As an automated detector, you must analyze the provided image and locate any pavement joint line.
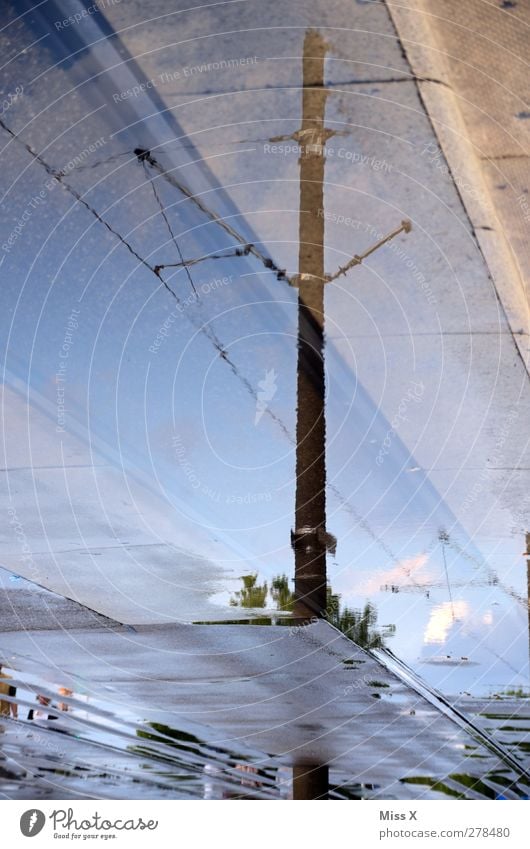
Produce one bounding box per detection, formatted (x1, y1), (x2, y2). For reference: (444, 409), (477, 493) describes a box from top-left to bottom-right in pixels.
(479, 154), (530, 161)
(10, 541), (189, 555)
(169, 77), (450, 98)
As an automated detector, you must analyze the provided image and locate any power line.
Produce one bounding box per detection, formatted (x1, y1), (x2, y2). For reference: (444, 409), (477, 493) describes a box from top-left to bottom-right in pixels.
(141, 158), (198, 298)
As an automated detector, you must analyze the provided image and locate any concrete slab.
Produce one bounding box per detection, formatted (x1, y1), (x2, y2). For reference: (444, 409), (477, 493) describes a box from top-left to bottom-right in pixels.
(388, 0), (530, 368)
(1, 620), (528, 799)
(0, 566), (122, 632)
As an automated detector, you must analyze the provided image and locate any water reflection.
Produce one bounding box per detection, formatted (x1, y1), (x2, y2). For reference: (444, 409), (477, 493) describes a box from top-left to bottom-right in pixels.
(525, 533), (530, 664)
(229, 574), (269, 609)
(292, 765), (329, 801)
(229, 574), (395, 649)
(27, 695), (58, 723)
(0, 0), (528, 697)
(0, 664), (18, 720)
(401, 774), (529, 801)
(1, 659), (529, 799)
(326, 590), (395, 650)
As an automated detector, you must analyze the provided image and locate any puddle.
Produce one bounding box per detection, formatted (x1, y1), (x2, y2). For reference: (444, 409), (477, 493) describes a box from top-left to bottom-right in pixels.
(0, 661), (285, 800)
(1, 1), (529, 695)
(224, 574), (396, 649)
(2, 660), (529, 800)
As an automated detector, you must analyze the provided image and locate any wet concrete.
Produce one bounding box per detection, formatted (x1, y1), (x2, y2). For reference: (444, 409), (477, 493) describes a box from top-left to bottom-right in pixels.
(1, 620), (529, 800)
(0, 566), (122, 632)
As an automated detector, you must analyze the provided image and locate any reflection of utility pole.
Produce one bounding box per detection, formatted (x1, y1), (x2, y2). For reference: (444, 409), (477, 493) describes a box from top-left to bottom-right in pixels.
(293, 764), (329, 800)
(136, 35), (408, 623)
(289, 30), (411, 617)
(290, 30), (333, 617)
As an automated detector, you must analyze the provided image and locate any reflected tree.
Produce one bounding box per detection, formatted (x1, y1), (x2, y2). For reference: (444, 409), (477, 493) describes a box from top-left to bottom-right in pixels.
(230, 574), (268, 608)
(325, 587), (395, 649)
(270, 575), (295, 612)
(229, 575), (394, 648)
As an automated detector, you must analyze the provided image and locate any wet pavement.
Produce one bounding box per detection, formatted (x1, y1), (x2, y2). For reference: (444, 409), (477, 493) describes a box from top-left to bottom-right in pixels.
(1, 0), (530, 799)
(1, 622), (530, 800)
